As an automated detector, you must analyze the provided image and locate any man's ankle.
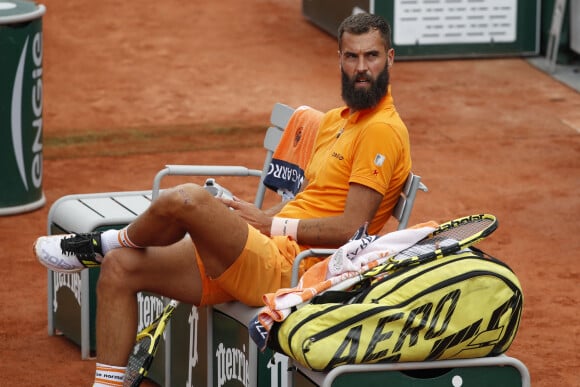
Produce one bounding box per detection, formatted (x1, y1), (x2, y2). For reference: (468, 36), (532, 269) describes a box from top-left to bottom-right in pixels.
(93, 363), (125, 387)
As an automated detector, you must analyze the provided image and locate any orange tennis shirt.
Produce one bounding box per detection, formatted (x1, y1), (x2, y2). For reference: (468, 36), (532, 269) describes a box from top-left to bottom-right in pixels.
(207, 90), (412, 306)
(277, 89), (412, 237)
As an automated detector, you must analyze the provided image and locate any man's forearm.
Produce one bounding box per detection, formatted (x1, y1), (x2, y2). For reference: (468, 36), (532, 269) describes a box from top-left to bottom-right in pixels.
(269, 215), (360, 248)
(297, 217), (359, 247)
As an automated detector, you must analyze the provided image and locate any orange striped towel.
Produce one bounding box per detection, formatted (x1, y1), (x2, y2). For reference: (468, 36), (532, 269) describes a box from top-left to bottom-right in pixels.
(263, 106), (323, 199)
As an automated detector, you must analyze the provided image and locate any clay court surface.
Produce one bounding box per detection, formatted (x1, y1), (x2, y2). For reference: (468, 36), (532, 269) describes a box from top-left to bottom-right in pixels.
(1, 0), (579, 385)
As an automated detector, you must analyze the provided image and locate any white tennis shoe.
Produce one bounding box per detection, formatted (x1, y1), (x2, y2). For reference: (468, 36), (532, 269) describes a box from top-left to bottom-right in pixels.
(34, 233), (104, 273)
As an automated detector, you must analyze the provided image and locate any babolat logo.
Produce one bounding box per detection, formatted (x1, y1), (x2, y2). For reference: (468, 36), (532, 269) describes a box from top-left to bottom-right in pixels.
(437, 214), (485, 233)
(52, 272), (82, 311)
(11, 31), (44, 193)
(215, 343), (249, 387)
(136, 293), (164, 331)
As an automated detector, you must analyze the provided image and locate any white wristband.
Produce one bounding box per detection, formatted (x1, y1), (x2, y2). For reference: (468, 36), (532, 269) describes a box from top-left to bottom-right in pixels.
(270, 217), (299, 240)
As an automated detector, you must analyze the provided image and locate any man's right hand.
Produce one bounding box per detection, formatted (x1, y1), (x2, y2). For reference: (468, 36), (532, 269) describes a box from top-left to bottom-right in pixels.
(219, 196), (273, 236)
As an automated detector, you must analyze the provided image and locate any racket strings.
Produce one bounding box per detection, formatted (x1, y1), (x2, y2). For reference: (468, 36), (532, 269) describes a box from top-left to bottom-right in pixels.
(392, 237), (457, 261)
(124, 338), (151, 387)
(381, 217), (495, 269)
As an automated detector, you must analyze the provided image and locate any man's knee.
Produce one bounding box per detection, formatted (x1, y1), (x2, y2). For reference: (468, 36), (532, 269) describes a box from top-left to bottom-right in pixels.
(154, 183), (209, 218)
(98, 249), (139, 292)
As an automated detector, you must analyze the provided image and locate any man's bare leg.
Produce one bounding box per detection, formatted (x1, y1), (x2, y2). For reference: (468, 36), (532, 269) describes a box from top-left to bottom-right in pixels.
(122, 183), (249, 276)
(95, 183), (250, 365)
(95, 238), (203, 365)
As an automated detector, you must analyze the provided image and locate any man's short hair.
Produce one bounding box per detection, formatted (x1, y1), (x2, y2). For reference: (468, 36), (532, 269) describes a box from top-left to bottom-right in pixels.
(338, 13), (392, 51)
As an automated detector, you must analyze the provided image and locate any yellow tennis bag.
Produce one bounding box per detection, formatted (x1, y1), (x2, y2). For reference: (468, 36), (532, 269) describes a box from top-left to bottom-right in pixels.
(269, 249), (523, 372)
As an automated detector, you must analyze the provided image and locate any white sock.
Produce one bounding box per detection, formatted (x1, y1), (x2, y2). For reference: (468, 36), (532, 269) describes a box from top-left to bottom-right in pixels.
(93, 363), (125, 386)
(100, 229), (123, 255)
(101, 227), (142, 255)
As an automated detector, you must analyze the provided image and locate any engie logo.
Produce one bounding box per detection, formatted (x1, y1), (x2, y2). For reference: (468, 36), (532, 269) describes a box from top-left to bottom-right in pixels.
(11, 31), (43, 192)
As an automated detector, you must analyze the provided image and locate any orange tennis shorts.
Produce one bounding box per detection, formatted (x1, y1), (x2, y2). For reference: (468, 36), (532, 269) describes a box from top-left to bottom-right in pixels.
(198, 225), (303, 307)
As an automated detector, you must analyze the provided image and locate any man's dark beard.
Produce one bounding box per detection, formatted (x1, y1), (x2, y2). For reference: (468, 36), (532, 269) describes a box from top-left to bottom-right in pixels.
(341, 65), (389, 111)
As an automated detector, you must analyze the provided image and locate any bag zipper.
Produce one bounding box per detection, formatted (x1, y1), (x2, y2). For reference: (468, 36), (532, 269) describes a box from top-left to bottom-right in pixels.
(369, 269), (520, 305)
(358, 254), (515, 303)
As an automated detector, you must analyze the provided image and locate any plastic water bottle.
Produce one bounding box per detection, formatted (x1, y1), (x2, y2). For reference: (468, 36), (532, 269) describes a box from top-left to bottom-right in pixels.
(203, 178), (234, 200)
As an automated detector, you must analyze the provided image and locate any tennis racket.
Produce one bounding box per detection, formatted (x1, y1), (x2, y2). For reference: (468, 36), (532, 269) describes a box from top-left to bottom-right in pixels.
(124, 299), (180, 387)
(310, 214), (498, 303)
(365, 213), (498, 277)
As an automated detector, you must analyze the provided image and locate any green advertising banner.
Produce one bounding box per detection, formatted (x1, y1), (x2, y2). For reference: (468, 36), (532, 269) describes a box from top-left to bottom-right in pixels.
(0, 0), (46, 215)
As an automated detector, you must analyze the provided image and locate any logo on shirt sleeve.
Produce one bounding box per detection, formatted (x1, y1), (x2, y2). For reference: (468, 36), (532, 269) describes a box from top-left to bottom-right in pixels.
(374, 153), (385, 166)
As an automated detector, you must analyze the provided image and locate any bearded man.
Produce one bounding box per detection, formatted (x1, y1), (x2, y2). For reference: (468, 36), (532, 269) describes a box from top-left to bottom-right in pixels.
(34, 13), (411, 386)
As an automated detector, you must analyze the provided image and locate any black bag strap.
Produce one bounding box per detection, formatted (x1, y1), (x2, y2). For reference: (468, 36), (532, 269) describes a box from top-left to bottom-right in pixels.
(310, 278), (373, 305)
